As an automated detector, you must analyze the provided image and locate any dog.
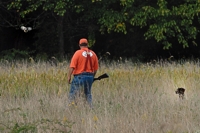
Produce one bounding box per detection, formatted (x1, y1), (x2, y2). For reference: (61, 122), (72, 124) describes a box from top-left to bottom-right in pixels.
(175, 88), (185, 99)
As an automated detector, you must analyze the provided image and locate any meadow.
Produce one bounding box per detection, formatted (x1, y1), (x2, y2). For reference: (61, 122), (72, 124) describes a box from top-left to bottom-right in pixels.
(1, 59), (200, 133)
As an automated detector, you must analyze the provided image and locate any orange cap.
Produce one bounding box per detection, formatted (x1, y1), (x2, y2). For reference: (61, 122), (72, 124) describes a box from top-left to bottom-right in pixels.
(79, 38), (88, 45)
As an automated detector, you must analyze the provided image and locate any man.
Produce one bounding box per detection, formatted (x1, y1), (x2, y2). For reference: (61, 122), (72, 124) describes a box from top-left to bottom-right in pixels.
(68, 38), (99, 107)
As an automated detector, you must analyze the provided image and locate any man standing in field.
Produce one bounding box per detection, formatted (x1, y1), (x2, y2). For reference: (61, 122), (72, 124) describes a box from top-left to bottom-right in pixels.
(68, 38), (99, 107)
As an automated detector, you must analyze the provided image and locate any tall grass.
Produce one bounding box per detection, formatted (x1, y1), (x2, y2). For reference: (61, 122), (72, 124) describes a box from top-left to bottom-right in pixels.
(1, 59), (200, 133)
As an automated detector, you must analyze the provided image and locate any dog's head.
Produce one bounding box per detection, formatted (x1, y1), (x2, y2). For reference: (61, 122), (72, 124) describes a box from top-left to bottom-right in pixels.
(175, 88), (185, 95)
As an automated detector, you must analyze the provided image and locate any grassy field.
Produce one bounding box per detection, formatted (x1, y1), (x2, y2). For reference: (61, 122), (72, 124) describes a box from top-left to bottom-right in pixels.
(1, 59), (200, 133)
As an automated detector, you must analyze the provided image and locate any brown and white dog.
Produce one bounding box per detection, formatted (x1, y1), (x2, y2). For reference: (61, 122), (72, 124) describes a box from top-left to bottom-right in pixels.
(175, 88), (185, 99)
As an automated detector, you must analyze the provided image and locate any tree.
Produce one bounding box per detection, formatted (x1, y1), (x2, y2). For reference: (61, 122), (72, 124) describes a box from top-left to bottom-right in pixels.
(98, 0), (200, 49)
(94, 0), (200, 49)
(5, 0), (74, 58)
(4, 0), (104, 58)
(131, 0), (200, 49)
(2, 0), (200, 60)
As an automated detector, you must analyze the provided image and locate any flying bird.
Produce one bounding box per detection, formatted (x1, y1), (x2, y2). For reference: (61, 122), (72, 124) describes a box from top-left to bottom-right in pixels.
(20, 26), (32, 33)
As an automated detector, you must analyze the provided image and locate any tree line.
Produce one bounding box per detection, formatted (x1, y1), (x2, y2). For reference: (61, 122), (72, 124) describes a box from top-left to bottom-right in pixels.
(0, 0), (200, 61)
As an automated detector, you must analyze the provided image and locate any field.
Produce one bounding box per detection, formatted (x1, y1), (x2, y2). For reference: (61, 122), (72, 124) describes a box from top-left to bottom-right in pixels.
(1, 60), (200, 133)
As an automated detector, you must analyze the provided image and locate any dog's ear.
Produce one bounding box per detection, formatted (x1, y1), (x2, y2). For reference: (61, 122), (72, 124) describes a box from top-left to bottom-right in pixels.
(178, 88), (185, 92)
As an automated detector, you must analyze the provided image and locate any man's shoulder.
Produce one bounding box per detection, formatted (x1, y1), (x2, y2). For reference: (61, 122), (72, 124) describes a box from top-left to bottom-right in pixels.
(74, 49), (97, 57)
(74, 50), (83, 54)
(87, 50), (96, 56)
(88, 49), (96, 54)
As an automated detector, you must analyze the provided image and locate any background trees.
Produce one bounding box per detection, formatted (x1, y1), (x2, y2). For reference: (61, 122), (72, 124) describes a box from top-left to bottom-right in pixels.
(0, 0), (200, 61)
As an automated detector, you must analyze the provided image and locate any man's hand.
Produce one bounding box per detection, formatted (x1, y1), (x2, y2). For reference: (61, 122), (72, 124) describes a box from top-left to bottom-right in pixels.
(68, 67), (74, 84)
(68, 76), (71, 84)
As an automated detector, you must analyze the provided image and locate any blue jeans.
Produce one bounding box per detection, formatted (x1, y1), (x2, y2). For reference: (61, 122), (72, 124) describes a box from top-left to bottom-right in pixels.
(69, 73), (94, 107)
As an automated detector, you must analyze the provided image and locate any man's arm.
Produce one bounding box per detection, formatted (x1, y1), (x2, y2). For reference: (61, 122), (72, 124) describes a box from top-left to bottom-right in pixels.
(93, 53), (99, 77)
(68, 67), (74, 84)
(94, 70), (97, 77)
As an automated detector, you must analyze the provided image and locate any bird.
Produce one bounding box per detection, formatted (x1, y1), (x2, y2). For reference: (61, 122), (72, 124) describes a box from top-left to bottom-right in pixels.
(20, 26), (32, 33)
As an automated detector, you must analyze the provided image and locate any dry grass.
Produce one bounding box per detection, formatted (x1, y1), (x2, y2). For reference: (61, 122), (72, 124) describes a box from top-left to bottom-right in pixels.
(1, 59), (200, 133)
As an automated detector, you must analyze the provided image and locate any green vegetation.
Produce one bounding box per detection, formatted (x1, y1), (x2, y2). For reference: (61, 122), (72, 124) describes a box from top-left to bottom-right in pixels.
(1, 60), (200, 132)
(1, 0), (200, 60)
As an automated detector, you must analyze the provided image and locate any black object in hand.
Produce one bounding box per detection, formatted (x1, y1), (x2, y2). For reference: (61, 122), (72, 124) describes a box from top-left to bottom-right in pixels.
(93, 73), (109, 82)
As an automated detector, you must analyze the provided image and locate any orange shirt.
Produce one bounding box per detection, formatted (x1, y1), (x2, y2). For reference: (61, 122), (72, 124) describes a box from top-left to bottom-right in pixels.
(70, 48), (98, 75)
